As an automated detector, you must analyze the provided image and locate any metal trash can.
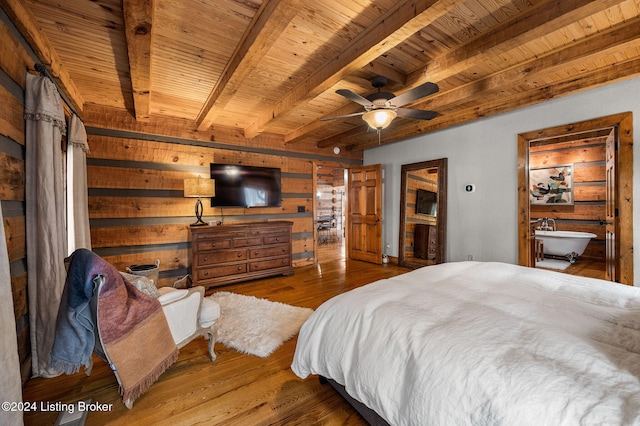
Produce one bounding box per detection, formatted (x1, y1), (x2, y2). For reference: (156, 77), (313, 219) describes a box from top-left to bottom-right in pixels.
(126, 259), (160, 286)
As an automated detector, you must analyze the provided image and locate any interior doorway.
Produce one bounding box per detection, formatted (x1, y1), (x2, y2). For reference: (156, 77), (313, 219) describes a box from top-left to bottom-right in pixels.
(517, 112), (633, 285)
(315, 165), (347, 263)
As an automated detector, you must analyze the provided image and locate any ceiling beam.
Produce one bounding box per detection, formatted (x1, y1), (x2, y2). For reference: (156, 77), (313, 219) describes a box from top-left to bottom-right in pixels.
(242, 0), (463, 139)
(414, 15), (640, 116)
(0, 0), (84, 114)
(316, 0), (629, 149)
(195, 0), (302, 131)
(123, 0), (155, 122)
(342, 56), (640, 152)
(406, 0), (626, 87)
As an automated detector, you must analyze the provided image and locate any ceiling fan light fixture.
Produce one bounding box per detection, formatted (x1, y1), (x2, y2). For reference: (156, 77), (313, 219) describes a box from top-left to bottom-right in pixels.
(363, 109), (397, 130)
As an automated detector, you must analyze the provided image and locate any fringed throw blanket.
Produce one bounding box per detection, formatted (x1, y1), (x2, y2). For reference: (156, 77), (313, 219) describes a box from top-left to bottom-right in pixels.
(51, 249), (178, 406)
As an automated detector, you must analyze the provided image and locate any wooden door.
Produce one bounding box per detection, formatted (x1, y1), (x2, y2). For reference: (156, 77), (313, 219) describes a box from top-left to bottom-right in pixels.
(348, 164), (383, 264)
(605, 131), (617, 281)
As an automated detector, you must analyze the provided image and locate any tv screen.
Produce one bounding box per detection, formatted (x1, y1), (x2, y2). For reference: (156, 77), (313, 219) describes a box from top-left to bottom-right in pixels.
(210, 164), (282, 208)
(415, 188), (437, 216)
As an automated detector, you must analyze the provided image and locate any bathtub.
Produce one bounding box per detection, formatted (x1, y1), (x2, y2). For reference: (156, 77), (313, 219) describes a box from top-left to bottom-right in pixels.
(534, 230), (597, 263)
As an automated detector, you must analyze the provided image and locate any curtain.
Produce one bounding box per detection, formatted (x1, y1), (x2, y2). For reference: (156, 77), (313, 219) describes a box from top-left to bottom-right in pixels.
(24, 72), (67, 378)
(0, 206), (24, 426)
(67, 114), (91, 253)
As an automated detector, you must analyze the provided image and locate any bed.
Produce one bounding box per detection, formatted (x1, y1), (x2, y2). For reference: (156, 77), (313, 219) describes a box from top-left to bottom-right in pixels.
(291, 261), (640, 425)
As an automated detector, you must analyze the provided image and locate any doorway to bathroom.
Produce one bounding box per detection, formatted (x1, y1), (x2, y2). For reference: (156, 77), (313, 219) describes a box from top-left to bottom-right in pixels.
(517, 112), (633, 285)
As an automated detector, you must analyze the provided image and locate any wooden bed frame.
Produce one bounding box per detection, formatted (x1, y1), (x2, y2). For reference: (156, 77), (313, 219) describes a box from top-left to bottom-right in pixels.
(319, 376), (389, 426)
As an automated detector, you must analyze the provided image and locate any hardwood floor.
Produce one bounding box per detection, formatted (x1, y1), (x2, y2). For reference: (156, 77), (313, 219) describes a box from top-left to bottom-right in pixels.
(22, 244), (409, 426)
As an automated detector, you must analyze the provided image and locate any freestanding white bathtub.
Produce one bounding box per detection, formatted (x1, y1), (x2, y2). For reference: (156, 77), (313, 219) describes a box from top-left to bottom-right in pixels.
(534, 230), (597, 263)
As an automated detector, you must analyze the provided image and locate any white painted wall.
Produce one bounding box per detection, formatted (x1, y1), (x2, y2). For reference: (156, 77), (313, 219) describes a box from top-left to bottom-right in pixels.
(364, 76), (640, 286)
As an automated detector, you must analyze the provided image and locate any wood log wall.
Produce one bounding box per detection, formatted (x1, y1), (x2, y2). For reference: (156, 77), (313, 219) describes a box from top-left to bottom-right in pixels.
(82, 108), (360, 288)
(1, 7), (34, 384)
(529, 138), (606, 261)
(0, 6), (361, 384)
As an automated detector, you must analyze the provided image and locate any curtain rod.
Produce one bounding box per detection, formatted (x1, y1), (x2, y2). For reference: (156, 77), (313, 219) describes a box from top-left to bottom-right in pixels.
(29, 63), (81, 119)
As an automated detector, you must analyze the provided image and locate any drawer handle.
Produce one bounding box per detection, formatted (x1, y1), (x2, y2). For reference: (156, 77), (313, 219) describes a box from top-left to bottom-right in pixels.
(275, 237), (280, 241)
(203, 257), (208, 262)
(211, 243), (216, 248)
(203, 272), (209, 277)
(237, 253), (243, 257)
(237, 266), (243, 271)
(254, 251), (259, 255)
(282, 259), (287, 264)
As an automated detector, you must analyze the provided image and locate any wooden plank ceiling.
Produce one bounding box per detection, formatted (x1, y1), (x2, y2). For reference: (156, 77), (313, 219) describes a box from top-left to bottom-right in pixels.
(11, 0), (640, 152)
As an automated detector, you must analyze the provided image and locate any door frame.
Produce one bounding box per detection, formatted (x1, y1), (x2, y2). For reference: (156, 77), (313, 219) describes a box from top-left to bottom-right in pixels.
(516, 112), (633, 285)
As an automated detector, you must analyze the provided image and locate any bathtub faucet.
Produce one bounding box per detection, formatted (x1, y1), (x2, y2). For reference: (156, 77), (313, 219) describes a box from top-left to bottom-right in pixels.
(536, 218), (556, 231)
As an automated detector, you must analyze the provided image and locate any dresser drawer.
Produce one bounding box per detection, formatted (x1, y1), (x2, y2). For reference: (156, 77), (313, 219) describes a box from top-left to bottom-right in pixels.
(196, 239), (232, 251)
(249, 257), (291, 271)
(193, 230), (246, 240)
(249, 245), (290, 259)
(197, 263), (247, 280)
(198, 249), (247, 265)
(251, 226), (289, 235)
(233, 237), (263, 248)
(264, 234), (290, 245)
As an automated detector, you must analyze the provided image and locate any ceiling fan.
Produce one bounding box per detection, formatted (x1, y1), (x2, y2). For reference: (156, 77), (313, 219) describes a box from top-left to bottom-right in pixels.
(321, 76), (439, 130)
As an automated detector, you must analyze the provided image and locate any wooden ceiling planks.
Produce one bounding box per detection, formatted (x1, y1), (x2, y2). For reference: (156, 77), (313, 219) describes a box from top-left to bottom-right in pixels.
(6, 0), (640, 153)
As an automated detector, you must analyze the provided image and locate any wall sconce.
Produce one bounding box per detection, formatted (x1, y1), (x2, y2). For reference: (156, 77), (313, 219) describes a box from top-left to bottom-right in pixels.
(362, 109), (397, 130)
(183, 176), (215, 226)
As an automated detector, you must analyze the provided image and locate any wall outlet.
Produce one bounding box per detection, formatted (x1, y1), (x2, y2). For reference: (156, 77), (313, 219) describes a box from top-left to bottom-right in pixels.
(467, 254), (473, 261)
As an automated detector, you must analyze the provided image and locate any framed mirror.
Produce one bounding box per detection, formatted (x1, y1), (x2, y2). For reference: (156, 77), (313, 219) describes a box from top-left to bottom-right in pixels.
(398, 158), (447, 268)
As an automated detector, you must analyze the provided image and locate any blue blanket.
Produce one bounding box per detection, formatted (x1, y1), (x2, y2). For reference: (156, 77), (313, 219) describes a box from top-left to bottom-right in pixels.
(50, 249), (100, 374)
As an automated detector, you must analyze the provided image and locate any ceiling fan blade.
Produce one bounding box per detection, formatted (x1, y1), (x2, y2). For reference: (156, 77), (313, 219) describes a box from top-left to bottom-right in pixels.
(389, 82), (439, 107)
(396, 108), (438, 120)
(320, 111), (365, 122)
(336, 89), (373, 107)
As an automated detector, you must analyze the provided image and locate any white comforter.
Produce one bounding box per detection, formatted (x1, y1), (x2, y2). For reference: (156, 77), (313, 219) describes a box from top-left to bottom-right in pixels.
(291, 262), (640, 425)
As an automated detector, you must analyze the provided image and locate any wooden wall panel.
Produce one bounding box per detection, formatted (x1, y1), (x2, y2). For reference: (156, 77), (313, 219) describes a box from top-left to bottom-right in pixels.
(0, 85), (24, 144)
(0, 20), (32, 86)
(91, 223), (190, 248)
(11, 274), (27, 320)
(0, 151), (23, 199)
(0, 13), (32, 384)
(3, 215), (25, 261)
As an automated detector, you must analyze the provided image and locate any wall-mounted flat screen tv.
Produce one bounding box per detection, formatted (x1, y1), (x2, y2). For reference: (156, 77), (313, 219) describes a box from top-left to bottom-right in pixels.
(415, 188), (437, 216)
(210, 164), (282, 208)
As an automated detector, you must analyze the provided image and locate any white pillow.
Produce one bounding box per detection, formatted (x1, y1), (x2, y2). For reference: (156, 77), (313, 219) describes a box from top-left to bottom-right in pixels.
(120, 272), (160, 298)
(157, 287), (189, 304)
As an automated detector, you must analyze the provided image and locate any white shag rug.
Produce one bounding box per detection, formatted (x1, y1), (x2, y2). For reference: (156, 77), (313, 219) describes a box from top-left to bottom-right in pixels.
(536, 258), (571, 271)
(208, 292), (313, 358)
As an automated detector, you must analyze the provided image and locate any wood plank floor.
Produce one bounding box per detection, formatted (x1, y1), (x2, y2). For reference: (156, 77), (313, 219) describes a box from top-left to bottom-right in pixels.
(22, 243), (409, 426)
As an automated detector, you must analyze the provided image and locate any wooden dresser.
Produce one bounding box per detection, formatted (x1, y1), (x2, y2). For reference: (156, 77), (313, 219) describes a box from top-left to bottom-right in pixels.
(414, 223), (437, 260)
(190, 221), (294, 289)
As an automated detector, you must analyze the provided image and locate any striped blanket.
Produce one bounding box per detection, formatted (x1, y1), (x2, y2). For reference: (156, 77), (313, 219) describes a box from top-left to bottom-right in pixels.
(51, 249), (178, 406)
